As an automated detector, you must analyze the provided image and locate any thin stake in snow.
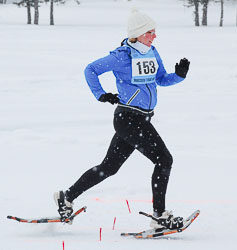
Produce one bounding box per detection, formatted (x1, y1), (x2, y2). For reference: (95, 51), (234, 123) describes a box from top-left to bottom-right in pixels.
(112, 217), (116, 230)
(126, 200), (131, 213)
(62, 241), (65, 250)
(100, 227), (102, 241)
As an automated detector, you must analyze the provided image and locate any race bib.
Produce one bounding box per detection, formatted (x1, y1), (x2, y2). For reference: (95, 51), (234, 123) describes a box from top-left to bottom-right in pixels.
(131, 49), (158, 84)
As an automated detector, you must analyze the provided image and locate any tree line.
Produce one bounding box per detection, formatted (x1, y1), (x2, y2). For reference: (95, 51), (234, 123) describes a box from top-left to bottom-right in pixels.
(0, 0), (79, 25)
(11, 0), (71, 25)
(1, 0), (236, 26)
(184, 0), (237, 26)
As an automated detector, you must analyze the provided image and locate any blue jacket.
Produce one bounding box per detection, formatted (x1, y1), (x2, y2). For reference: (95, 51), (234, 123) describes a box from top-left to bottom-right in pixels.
(84, 40), (184, 110)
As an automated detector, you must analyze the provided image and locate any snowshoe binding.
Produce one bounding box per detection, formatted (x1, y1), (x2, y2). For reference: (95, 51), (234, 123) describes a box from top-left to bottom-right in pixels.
(54, 190), (74, 222)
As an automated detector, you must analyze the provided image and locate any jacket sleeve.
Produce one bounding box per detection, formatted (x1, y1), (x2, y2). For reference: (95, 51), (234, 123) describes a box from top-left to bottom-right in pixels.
(153, 48), (184, 87)
(84, 50), (123, 100)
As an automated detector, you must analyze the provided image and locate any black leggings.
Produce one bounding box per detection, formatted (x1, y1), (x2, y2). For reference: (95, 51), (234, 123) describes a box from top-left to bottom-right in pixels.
(66, 111), (173, 214)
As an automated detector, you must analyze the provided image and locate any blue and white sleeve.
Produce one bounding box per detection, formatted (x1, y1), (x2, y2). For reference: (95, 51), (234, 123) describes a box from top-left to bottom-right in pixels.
(84, 52), (121, 100)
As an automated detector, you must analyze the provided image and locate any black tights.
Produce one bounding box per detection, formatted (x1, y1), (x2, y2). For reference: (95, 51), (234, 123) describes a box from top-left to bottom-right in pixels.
(66, 111), (173, 214)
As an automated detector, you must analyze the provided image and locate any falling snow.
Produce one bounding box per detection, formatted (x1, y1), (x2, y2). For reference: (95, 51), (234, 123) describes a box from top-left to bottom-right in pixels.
(99, 171), (104, 177)
(1, 1), (236, 250)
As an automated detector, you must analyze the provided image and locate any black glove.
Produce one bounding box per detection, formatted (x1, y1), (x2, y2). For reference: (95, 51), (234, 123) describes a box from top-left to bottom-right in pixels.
(175, 58), (190, 78)
(99, 93), (119, 105)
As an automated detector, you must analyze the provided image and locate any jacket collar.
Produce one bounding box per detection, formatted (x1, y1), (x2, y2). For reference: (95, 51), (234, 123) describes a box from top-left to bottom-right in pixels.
(127, 40), (151, 54)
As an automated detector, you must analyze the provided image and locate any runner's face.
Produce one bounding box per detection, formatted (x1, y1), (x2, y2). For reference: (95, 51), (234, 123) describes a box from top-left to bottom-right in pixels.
(137, 29), (156, 47)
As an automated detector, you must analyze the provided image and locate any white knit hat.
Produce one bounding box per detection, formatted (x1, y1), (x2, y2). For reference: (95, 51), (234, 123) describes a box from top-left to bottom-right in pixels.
(127, 8), (156, 39)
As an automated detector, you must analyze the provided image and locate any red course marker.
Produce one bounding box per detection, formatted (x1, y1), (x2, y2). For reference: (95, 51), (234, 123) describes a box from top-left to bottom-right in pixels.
(126, 200), (131, 213)
(62, 241), (65, 250)
(100, 227), (102, 241)
(112, 217), (116, 230)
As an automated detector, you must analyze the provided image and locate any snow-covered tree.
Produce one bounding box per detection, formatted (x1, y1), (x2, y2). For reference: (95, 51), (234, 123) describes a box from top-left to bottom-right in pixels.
(219, 0), (224, 26)
(194, 0), (200, 26)
(13, 0), (33, 24)
(183, 0), (237, 26)
(50, 0), (54, 25)
(201, 0), (209, 26)
(34, 0), (39, 24)
(26, 0), (31, 24)
(183, 0), (210, 26)
(184, 0), (201, 26)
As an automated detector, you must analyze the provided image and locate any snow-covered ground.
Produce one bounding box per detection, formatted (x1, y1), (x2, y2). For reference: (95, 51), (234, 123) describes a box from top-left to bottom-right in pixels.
(0, 0), (237, 249)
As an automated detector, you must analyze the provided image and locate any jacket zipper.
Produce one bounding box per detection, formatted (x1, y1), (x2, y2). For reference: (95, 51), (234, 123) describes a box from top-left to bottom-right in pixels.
(146, 84), (152, 111)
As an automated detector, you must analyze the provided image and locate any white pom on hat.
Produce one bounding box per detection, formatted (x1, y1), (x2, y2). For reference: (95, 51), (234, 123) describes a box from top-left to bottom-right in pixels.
(127, 8), (156, 39)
